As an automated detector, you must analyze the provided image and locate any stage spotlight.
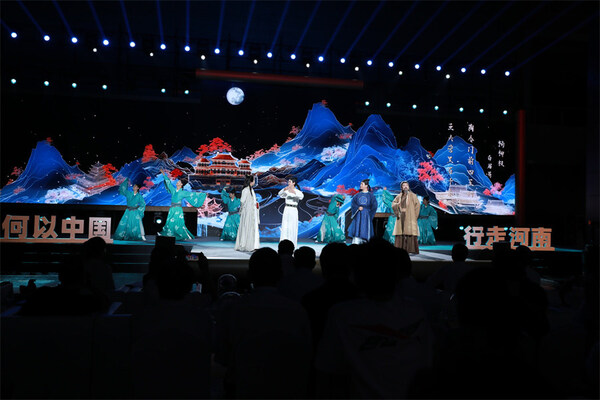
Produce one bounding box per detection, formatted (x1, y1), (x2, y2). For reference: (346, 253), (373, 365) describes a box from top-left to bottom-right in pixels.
(445, 74), (450, 79)
(387, 61), (393, 68)
(459, 107), (464, 112)
(436, 65), (441, 71)
(103, 39), (109, 46)
(71, 37), (78, 44)
(154, 215), (163, 224)
(398, 70), (403, 76)
(160, 43), (166, 50)
(184, 45), (191, 52)
(93, 48), (98, 53)
(11, 32), (17, 39)
(253, 59), (258, 64)
(503, 110), (508, 115)
(267, 51), (273, 58)
(72, 82), (77, 88)
(367, 60), (373, 66)
(340, 57), (346, 64)
(355, 66), (359, 71)
(412, 104), (417, 109)
(459, 226), (464, 231)
(129, 41), (136, 48)
(238, 49), (244, 56)
(290, 53), (296, 60)
(386, 102), (391, 108)
(479, 108), (484, 113)
(44, 35), (50, 42)
(365, 101), (370, 106)
(461, 67), (467, 73)
(306, 63), (310, 68)
(11, 78), (16, 84)
(102, 84), (108, 90)
(184, 89), (190, 95)
(161, 88), (166, 93)
(480, 68), (486, 75)
(414, 63), (420, 69)
(504, 70), (510, 76)
(149, 52), (154, 57)
(318, 55), (324, 62)
(434, 105), (439, 111)
(44, 81), (49, 86)
(214, 47), (220, 54)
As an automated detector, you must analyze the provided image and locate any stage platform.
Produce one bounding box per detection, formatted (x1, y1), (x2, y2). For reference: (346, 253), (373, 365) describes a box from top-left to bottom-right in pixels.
(1, 235), (582, 286)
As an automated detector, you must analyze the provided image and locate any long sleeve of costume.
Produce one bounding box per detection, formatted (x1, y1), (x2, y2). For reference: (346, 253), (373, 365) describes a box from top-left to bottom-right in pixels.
(381, 189), (395, 211)
(181, 191), (207, 208)
(221, 189), (231, 208)
(162, 173), (176, 195)
(119, 178), (132, 201)
(392, 195), (402, 217)
(350, 195), (360, 218)
(368, 193), (378, 218)
(381, 190), (396, 244)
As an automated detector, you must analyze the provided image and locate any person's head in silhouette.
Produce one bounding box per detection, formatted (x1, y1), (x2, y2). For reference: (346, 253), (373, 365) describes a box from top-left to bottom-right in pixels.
(83, 236), (107, 261)
(451, 243), (469, 263)
(294, 246), (316, 271)
(320, 243), (351, 281)
(278, 239), (295, 256)
(249, 248), (283, 287)
(354, 238), (397, 301)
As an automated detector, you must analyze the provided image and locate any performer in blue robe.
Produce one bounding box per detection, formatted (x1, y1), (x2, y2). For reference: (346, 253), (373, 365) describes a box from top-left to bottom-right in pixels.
(417, 196), (438, 245)
(347, 179), (378, 244)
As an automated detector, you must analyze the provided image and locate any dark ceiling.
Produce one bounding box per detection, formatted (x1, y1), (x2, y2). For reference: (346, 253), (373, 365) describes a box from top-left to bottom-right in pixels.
(1, 1), (597, 80)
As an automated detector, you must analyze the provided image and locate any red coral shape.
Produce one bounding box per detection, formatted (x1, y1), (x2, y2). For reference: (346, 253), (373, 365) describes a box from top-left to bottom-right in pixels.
(142, 144), (158, 162)
(336, 185), (359, 195)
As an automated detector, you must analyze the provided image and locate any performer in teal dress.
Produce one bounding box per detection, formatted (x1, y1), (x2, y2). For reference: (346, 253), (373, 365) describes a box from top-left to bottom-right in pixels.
(417, 196), (438, 245)
(381, 187), (397, 245)
(220, 187), (241, 241)
(317, 194), (346, 243)
(159, 169), (207, 241)
(114, 178), (146, 241)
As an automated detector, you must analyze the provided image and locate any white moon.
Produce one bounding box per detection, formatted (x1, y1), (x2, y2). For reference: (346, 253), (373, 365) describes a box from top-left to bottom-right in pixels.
(226, 87), (245, 105)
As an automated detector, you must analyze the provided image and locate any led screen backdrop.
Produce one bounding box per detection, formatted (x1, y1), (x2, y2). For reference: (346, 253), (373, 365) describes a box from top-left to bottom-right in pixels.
(0, 101), (515, 239)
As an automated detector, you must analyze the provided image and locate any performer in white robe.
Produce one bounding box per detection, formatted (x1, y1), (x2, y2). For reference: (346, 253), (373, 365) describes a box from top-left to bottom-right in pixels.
(235, 175), (260, 252)
(278, 175), (304, 247)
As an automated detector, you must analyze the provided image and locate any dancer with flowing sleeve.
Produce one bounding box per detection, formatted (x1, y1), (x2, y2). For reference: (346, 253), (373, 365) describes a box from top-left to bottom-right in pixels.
(235, 175), (260, 252)
(347, 179), (378, 244)
(317, 194), (346, 243)
(380, 187), (398, 245)
(114, 178), (146, 241)
(278, 175), (304, 247)
(220, 187), (241, 241)
(417, 196), (438, 245)
(159, 169), (207, 241)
